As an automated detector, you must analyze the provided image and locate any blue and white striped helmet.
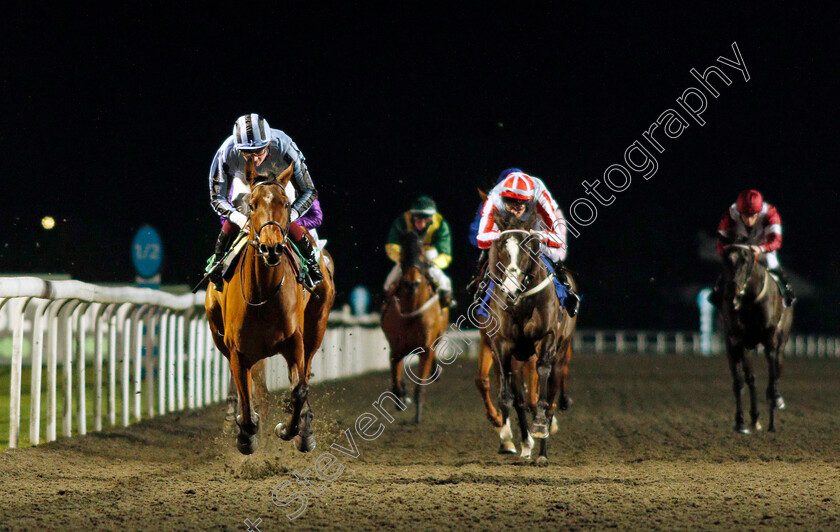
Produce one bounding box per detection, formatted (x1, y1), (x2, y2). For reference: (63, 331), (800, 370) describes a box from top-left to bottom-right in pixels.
(232, 114), (272, 152)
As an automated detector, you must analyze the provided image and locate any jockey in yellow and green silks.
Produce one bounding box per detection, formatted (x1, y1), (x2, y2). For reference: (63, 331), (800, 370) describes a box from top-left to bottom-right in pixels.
(384, 196), (453, 307)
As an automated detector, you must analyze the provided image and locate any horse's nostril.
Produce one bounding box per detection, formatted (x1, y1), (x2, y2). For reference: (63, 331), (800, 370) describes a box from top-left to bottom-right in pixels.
(259, 244), (268, 254)
(274, 244), (283, 255)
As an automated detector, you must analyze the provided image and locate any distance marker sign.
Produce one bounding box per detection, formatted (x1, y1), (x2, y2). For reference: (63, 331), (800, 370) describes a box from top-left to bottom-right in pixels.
(131, 225), (163, 279)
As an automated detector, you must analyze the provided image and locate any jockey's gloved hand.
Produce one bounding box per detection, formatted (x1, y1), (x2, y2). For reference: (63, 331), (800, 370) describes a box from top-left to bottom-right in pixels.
(290, 208), (300, 222)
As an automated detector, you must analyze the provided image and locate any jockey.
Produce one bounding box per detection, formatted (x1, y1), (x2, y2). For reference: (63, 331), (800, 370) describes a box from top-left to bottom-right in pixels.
(476, 171), (580, 317)
(384, 196), (454, 308)
(711, 189), (795, 307)
(206, 113), (323, 291)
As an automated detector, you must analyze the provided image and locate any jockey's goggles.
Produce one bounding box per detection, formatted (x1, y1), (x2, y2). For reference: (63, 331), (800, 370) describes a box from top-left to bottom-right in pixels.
(501, 196), (528, 206)
(238, 146), (268, 157)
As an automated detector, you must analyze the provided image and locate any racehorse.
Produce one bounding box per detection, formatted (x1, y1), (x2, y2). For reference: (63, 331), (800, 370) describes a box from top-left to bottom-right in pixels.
(484, 210), (577, 461)
(720, 238), (793, 433)
(380, 231), (448, 423)
(205, 159), (335, 454)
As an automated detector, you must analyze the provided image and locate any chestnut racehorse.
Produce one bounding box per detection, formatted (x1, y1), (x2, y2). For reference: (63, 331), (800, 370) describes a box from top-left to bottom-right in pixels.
(205, 160), (335, 454)
(381, 231), (448, 423)
(483, 210), (577, 461)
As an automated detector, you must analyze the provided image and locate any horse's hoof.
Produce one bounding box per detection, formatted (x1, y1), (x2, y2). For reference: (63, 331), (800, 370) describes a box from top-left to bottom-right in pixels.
(751, 421), (762, 432)
(498, 441), (517, 454)
(536, 456), (549, 465)
(402, 396), (413, 406)
(294, 434), (317, 453)
(558, 396), (572, 411)
(734, 425), (751, 435)
(275, 422), (295, 441)
(223, 417), (237, 435)
(237, 435), (257, 455)
(520, 435), (535, 459)
(530, 423), (549, 440)
(775, 397), (786, 410)
(549, 416), (559, 435)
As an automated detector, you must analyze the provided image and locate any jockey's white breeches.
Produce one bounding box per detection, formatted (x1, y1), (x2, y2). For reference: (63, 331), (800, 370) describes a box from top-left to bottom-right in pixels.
(760, 250), (779, 270)
(540, 243), (565, 264)
(384, 264), (452, 292)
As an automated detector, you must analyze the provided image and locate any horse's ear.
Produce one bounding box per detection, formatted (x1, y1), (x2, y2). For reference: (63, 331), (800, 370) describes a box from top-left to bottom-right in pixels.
(277, 162), (295, 188)
(494, 209), (513, 230)
(477, 188), (487, 202)
(245, 158), (258, 186)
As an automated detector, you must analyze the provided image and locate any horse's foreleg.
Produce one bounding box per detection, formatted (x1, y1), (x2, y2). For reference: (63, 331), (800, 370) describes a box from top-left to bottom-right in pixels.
(230, 354), (259, 455)
(510, 359), (534, 460)
(497, 366), (516, 455)
(475, 336), (502, 427)
(277, 334), (315, 451)
(766, 347), (784, 432)
(727, 349), (748, 434)
(414, 347), (436, 424)
(223, 370), (238, 435)
(743, 352), (760, 431)
(530, 336), (557, 440)
(391, 355), (408, 406)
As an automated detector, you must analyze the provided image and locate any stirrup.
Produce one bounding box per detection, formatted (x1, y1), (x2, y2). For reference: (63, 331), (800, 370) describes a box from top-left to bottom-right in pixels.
(565, 293), (580, 317)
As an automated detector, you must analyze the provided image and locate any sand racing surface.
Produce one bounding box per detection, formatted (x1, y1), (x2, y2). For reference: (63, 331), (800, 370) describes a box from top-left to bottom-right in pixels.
(1, 353), (839, 530)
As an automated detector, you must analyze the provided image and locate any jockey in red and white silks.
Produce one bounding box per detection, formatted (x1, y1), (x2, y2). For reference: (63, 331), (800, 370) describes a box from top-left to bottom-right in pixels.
(713, 189), (795, 306)
(476, 172), (568, 262)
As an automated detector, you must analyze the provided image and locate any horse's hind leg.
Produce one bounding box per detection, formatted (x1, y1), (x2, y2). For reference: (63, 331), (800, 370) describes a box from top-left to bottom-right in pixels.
(223, 373), (237, 435)
(510, 359), (535, 460)
(475, 336), (503, 427)
(230, 354), (259, 455)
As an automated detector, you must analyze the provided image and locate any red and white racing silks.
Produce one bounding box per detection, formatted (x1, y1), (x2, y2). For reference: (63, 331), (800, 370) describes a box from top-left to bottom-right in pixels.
(476, 173), (567, 251)
(716, 201), (782, 256)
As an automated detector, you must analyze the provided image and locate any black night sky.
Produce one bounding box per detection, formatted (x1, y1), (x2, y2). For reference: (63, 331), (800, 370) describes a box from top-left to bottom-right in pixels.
(3, 4), (839, 333)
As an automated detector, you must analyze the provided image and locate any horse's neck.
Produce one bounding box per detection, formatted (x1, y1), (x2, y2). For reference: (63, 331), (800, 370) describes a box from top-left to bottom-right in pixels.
(243, 246), (289, 298)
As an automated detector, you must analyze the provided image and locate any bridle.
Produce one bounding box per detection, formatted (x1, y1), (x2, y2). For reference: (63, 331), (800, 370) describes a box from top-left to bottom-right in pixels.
(495, 229), (555, 306)
(727, 244), (766, 308)
(240, 180), (291, 307)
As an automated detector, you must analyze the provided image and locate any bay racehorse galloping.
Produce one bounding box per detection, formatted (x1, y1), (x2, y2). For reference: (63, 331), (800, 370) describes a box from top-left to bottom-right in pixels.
(381, 231), (448, 423)
(205, 160), (335, 454)
(720, 239), (793, 433)
(485, 211), (577, 461)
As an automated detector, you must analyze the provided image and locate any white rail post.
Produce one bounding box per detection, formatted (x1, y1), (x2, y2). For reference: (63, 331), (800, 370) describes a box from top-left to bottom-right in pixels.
(176, 312), (186, 410)
(144, 308), (158, 418)
(92, 304), (109, 432)
(187, 314), (197, 409)
(195, 322), (205, 408)
(111, 303), (134, 427)
(132, 306), (150, 421)
(60, 300), (82, 438)
(76, 302), (91, 436)
(29, 299), (51, 446)
(158, 309), (169, 415)
(167, 311), (177, 412)
(46, 302), (62, 442)
(204, 325), (213, 403)
(8, 298), (30, 448)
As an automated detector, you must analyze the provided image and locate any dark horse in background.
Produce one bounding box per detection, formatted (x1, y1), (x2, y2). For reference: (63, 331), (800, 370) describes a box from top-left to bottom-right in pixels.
(720, 238), (793, 433)
(381, 231), (448, 423)
(484, 210), (577, 461)
(205, 160), (336, 454)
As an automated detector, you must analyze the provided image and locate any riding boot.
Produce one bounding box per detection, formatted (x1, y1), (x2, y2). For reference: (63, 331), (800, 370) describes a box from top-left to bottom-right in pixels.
(553, 261), (580, 318)
(709, 275), (724, 307)
(208, 228), (235, 292)
(769, 268), (796, 306)
(295, 235), (323, 289)
(439, 288), (455, 310)
(466, 250), (488, 297)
